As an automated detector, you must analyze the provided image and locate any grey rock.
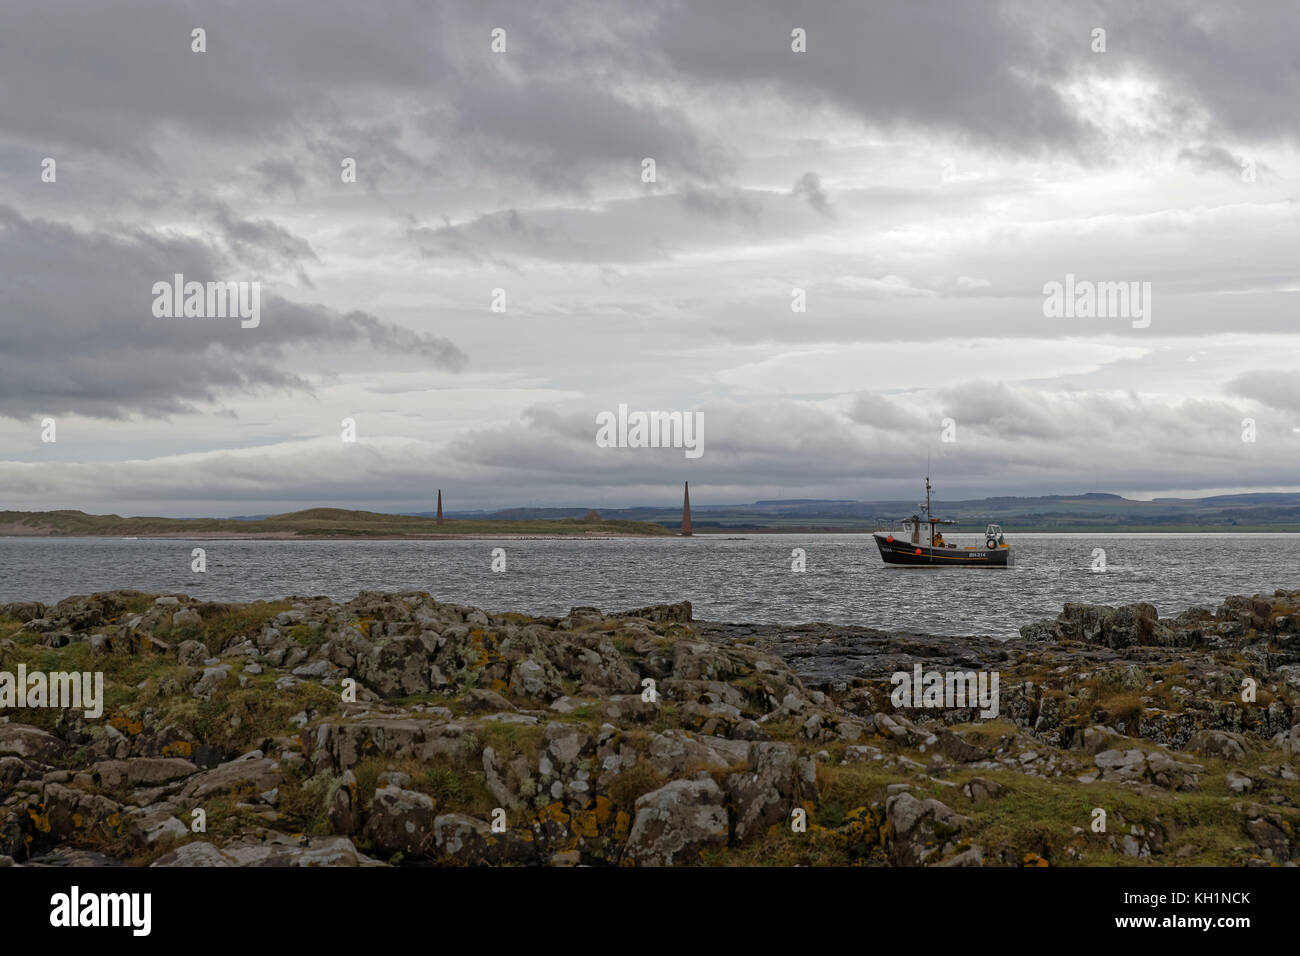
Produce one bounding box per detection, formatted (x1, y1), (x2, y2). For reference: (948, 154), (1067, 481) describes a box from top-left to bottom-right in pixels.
(150, 842), (232, 867)
(624, 777), (729, 866)
(0, 725), (66, 763)
(176, 640), (207, 666)
(1189, 730), (1249, 762)
(886, 792), (968, 866)
(171, 607), (203, 628)
(364, 785), (436, 857)
(727, 742), (800, 843)
(181, 752), (282, 800)
(1226, 771), (1253, 793)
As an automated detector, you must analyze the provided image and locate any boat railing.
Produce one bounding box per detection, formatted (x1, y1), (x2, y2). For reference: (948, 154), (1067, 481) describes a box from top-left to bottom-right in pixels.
(873, 519), (915, 532)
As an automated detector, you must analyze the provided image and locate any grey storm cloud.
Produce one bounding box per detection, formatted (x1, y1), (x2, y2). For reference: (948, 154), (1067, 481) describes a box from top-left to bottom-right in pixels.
(1093, 2), (1300, 145)
(0, 0), (455, 161)
(203, 199), (320, 272)
(789, 172), (833, 218)
(1178, 143), (1248, 177)
(442, 76), (730, 194)
(1224, 371), (1300, 416)
(409, 208), (576, 267)
(646, 0), (1300, 157)
(1177, 143), (1277, 182)
(678, 185), (762, 223)
(407, 181), (845, 270)
(646, 0), (1093, 155)
(3, 1), (1291, 188)
(252, 159), (307, 196)
(1, 381), (1294, 514)
(848, 393), (927, 432)
(0, 207), (465, 419)
(0, 0), (1296, 514)
(0, 1), (724, 196)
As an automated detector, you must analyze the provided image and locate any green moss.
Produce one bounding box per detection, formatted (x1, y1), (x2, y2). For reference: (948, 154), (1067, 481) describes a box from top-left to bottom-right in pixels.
(287, 623), (324, 648)
(475, 721), (546, 763)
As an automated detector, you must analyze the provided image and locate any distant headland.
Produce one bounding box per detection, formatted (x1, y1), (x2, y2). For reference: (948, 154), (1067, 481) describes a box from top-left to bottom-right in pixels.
(0, 508), (675, 539)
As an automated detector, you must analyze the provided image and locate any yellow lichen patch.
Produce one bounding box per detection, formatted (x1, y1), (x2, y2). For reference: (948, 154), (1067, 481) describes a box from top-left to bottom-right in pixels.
(28, 806), (51, 833)
(834, 805), (886, 856)
(571, 805), (603, 839)
(72, 812), (84, 829)
(162, 740), (194, 757)
(108, 712), (144, 736)
(806, 822), (844, 851)
(614, 810), (631, 842)
(1023, 851), (1050, 867)
(538, 801), (570, 826)
(491, 679), (509, 693)
(466, 629), (498, 669)
(568, 812), (595, 840)
(536, 801), (578, 851)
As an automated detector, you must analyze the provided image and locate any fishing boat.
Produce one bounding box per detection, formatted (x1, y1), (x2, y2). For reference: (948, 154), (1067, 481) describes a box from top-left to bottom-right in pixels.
(873, 477), (1013, 567)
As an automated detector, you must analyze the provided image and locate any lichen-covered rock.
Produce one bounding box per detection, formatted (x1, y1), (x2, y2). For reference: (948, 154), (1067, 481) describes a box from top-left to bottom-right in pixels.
(727, 742), (801, 843)
(643, 731), (748, 778)
(180, 751), (282, 800)
(886, 792), (968, 866)
(624, 777), (729, 866)
(306, 718), (472, 773)
(615, 602), (692, 624)
(89, 758), (197, 792)
(175, 639), (206, 666)
(190, 663), (232, 699)
(1244, 814), (1291, 860)
(1023, 602), (1173, 648)
(3, 586), (1298, 868)
(434, 813), (537, 865)
(363, 785), (435, 857)
(962, 778), (1006, 804)
(149, 841), (233, 867)
(1188, 729), (1250, 762)
(152, 834), (378, 867)
(0, 725), (66, 764)
(327, 770), (360, 835)
(938, 729), (991, 763)
(39, 782), (128, 845)
(1094, 748), (1149, 782)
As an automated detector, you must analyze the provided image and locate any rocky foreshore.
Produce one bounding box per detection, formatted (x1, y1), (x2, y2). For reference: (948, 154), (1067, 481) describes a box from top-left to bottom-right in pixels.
(0, 588), (1297, 867)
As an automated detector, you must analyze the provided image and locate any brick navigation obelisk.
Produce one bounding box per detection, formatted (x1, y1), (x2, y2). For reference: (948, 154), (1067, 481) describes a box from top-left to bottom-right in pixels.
(436, 490), (443, 525)
(681, 481), (692, 536)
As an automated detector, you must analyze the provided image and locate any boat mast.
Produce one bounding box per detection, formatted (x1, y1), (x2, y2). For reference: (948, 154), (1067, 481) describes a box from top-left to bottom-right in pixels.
(925, 474), (934, 547)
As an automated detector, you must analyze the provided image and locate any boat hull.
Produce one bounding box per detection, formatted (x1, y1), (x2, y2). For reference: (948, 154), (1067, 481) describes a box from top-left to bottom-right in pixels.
(873, 532), (1013, 567)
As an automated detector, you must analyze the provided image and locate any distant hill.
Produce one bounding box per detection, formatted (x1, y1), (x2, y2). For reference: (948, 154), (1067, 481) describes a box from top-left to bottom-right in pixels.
(9, 490), (1300, 535)
(462, 491), (1300, 533)
(0, 509), (675, 538)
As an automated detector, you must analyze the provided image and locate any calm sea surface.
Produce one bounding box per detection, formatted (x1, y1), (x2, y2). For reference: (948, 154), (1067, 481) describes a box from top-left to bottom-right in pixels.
(1, 534), (1296, 638)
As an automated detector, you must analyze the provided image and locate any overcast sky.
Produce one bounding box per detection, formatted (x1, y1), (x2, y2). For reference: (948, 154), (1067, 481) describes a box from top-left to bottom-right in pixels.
(1, 0), (1297, 516)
